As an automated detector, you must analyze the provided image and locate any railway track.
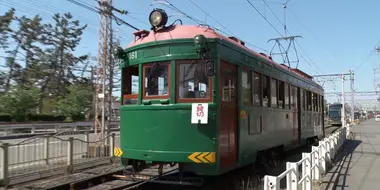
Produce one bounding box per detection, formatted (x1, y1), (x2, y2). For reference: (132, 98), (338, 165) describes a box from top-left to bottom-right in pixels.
(9, 126), (340, 190)
(12, 164), (180, 190)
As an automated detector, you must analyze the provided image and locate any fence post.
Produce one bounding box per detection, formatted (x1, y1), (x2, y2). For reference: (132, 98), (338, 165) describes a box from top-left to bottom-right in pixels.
(67, 137), (74, 174)
(1, 143), (9, 186)
(329, 136), (335, 159)
(312, 146), (320, 180)
(44, 136), (50, 165)
(320, 140), (327, 174)
(286, 162), (298, 190)
(263, 175), (279, 190)
(110, 133), (115, 158)
(302, 153), (312, 190)
(84, 132), (89, 155)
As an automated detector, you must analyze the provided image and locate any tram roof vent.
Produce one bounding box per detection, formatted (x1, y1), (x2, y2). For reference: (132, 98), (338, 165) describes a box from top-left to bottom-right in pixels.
(259, 52), (273, 60)
(228, 36), (245, 46)
(133, 30), (150, 41)
(291, 68), (313, 80)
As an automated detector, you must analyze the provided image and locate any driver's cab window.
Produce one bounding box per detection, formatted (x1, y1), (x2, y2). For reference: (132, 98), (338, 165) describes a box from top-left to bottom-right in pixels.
(176, 59), (212, 103)
(143, 61), (170, 99)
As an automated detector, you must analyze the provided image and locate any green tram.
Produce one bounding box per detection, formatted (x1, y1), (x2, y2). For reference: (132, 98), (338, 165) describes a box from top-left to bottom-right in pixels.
(115, 9), (325, 178)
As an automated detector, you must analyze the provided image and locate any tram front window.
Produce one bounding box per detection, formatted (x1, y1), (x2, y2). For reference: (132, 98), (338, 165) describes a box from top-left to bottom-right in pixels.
(176, 59), (212, 102)
(143, 61), (170, 99)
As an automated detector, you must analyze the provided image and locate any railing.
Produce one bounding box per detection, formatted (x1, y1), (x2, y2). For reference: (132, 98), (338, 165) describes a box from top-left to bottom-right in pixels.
(0, 121), (120, 130)
(263, 126), (347, 190)
(0, 132), (120, 186)
(0, 121), (120, 138)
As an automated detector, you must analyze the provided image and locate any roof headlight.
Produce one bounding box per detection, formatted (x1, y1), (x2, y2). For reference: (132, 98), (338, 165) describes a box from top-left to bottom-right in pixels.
(149, 8), (168, 30)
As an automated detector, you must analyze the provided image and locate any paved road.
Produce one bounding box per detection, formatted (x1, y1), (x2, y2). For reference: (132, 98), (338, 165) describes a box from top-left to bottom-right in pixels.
(320, 119), (380, 190)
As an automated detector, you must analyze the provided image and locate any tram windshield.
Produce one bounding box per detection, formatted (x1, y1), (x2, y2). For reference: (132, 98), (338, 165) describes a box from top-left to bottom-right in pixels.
(176, 59), (212, 102)
(143, 62), (169, 97)
(329, 111), (341, 118)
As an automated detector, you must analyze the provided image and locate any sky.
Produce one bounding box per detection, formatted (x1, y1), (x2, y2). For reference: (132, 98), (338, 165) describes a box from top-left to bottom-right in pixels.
(1, 0), (380, 105)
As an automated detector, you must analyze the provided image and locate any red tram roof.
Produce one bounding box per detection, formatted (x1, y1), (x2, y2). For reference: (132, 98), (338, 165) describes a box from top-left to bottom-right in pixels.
(127, 25), (317, 85)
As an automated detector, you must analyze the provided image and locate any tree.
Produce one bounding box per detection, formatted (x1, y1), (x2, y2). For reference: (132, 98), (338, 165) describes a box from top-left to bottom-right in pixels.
(57, 84), (93, 119)
(0, 8), (15, 50)
(37, 12), (88, 112)
(0, 86), (41, 121)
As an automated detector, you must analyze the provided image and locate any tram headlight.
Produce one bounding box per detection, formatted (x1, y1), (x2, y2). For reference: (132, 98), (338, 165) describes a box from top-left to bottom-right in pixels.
(194, 34), (207, 53)
(114, 46), (125, 59)
(149, 9), (168, 29)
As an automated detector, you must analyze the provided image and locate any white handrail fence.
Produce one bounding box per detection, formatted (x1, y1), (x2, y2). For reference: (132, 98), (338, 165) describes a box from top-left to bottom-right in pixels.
(263, 126), (347, 190)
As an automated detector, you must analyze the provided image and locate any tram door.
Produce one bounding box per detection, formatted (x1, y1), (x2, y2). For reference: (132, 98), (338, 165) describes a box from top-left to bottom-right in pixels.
(292, 86), (301, 145)
(219, 61), (238, 169)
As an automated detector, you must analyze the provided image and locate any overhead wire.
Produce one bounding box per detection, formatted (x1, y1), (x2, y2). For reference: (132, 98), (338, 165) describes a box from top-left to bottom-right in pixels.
(260, 0), (323, 74)
(156, 0), (269, 52)
(355, 40), (380, 71)
(0, 1), (100, 73)
(65, 0), (140, 30)
(246, 0), (284, 36)
(0, 0), (99, 52)
(287, 7), (339, 61)
(1, 0), (98, 33)
(247, 0), (323, 74)
(187, 0), (268, 52)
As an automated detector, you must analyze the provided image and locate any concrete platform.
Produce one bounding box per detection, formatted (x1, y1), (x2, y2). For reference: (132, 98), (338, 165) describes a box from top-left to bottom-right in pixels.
(320, 119), (380, 190)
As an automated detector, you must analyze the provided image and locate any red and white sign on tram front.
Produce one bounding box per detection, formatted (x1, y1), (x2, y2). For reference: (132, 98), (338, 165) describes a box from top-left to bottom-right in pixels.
(191, 103), (208, 124)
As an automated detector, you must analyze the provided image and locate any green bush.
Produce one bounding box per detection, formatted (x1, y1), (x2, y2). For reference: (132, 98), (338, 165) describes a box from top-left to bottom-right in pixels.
(0, 113), (12, 122)
(71, 114), (85, 121)
(28, 114), (67, 122)
(0, 114), (87, 123)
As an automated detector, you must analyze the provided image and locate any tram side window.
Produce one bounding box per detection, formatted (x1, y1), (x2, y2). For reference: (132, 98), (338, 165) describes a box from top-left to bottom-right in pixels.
(271, 78), (278, 108)
(301, 89), (306, 110)
(293, 86), (298, 109)
(320, 95), (323, 112)
(312, 93), (315, 111)
(321, 95), (324, 112)
(253, 72), (262, 106)
(278, 81), (285, 109)
(307, 91), (312, 111)
(284, 83), (290, 109)
(290, 85), (294, 108)
(241, 70), (252, 105)
(221, 70), (236, 102)
(177, 60), (211, 102)
(304, 90), (308, 111)
(262, 75), (270, 107)
(314, 93), (318, 112)
(122, 65), (139, 105)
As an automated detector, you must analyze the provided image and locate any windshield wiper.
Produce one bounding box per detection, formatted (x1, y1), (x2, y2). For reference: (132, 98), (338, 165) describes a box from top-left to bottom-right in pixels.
(184, 60), (196, 78)
(146, 62), (158, 79)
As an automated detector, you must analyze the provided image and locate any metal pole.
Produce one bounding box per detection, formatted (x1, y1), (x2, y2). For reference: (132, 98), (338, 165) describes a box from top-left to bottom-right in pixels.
(106, 0), (114, 146)
(341, 74), (346, 128)
(350, 70), (355, 124)
(100, 0), (110, 141)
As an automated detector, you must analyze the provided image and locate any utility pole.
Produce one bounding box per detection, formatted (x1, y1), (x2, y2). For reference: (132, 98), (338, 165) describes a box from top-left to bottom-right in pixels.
(313, 72), (355, 127)
(95, 0), (129, 143)
(95, 0), (112, 141)
(341, 74), (345, 128)
(374, 47), (380, 105)
(350, 70), (355, 123)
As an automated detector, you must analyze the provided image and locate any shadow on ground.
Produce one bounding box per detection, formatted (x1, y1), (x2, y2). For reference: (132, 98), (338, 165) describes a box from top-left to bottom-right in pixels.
(319, 139), (362, 190)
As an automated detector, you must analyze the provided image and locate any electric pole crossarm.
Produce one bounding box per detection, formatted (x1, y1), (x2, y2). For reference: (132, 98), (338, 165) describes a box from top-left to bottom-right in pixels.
(325, 91), (378, 96)
(267, 35), (303, 43)
(312, 73), (351, 78)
